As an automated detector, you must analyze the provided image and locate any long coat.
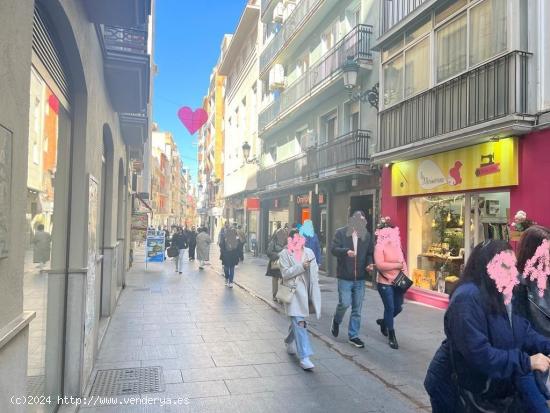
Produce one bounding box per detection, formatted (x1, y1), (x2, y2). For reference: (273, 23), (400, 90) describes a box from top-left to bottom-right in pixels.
(196, 232), (211, 261)
(278, 247), (321, 319)
(425, 282), (550, 412)
(33, 230), (51, 263)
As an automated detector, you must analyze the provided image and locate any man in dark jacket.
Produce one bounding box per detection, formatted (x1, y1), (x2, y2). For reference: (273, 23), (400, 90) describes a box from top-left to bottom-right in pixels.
(330, 211), (374, 348)
(188, 226), (197, 261)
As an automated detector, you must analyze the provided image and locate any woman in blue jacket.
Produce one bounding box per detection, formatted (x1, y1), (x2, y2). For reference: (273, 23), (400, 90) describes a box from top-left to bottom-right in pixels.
(424, 240), (550, 413)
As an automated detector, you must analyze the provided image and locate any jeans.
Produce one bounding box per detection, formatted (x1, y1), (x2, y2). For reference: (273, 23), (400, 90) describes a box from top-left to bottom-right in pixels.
(333, 279), (365, 339)
(224, 265), (235, 283)
(176, 249), (185, 272)
(377, 284), (405, 330)
(285, 316), (313, 360)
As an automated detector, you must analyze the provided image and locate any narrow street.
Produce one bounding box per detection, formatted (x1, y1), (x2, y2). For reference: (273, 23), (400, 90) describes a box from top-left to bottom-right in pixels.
(80, 250), (433, 412)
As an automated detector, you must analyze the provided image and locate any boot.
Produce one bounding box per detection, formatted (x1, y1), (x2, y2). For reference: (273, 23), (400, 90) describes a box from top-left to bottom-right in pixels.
(376, 319), (388, 337)
(388, 329), (398, 350)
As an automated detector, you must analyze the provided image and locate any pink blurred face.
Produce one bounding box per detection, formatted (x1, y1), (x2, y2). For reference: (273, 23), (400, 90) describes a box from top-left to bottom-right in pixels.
(287, 234), (306, 261)
(523, 239), (550, 297)
(486, 250), (519, 305)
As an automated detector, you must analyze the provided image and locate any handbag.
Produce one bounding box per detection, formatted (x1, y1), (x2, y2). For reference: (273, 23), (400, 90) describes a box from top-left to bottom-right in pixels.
(167, 245), (179, 258)
(392, 271), (413, 292)
(276, 280), (296, 304)
(271, 259), (280, 270)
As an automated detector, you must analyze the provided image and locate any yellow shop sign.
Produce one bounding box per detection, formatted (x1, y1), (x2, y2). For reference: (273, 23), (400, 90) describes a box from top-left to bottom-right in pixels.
(391, 138), (518, 196)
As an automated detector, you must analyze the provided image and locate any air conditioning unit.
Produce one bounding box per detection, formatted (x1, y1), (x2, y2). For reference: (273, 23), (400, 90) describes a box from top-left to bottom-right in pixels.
(269, 64), (286, 91)
(273, 2), (284, 23)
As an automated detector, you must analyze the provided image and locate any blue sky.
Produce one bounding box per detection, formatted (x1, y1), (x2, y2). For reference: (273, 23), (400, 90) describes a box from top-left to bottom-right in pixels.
(153, 0), (248, 182)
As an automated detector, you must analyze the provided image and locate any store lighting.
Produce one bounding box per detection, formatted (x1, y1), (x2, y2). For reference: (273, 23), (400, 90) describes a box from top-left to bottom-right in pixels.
(446, 212), (451, 222)
(431, 219), (437, 228)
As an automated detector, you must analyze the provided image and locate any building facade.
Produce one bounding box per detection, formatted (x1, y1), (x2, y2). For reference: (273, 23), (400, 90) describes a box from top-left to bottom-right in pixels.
(218, 0), (262, 250)
(256, 0), (378, 274)
(376, 0), (550, 308)
(197, 49), (228, 241)
(0, 0), (153, 409)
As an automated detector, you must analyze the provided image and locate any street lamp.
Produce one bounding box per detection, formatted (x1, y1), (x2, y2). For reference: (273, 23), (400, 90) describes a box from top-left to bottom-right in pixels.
(242, 141), (258, 164)
(342, 56), (379, 110)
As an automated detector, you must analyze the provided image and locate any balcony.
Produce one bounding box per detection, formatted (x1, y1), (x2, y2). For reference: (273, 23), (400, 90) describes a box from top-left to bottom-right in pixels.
(259, 25), (373, 132)
(261, 0), (276, 21)
(378, 51), (530, 155)
(257, 130), (371, 189)
(260, 0), (324, 74)
(119, 112), (148, 148)
(380, 0), (430, 35)
(84, 0), (151, 28)
(100, 25), (150, 113)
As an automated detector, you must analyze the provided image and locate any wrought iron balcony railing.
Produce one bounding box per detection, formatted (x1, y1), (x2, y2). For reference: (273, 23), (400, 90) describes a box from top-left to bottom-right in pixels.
(380, 0), (429, 35)
(257, 130), (371, 188)
(379, 51), (529, 153)
(259, 25), (373, 132)
(260, 0), (324, 73)
(101, 25), (148, 55)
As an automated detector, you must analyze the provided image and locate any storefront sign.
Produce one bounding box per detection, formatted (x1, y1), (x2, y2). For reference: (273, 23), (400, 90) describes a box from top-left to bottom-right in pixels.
(245, 197), (260, 210)
(296, 193), (310, 206)
(0, 125), (12, 258)
(391, 138), (518, 196)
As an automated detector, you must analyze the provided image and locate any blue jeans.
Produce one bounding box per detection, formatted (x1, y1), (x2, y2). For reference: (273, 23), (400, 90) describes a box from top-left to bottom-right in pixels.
(224, 265), (235, 283)
(333, 279), (365, 339)
(285, 316), (313, 360)
(377, 283), (405, 330)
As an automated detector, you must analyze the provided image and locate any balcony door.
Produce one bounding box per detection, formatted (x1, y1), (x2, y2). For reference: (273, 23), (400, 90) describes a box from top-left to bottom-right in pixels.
(320, 110), (338, 145)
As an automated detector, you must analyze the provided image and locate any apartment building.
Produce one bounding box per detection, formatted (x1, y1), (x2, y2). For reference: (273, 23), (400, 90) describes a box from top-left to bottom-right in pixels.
(197, 42), (229, 240)
(375, 0), (550, 308)
(0, 0), (154, 409)
(218, 0), (262, 249)
(257, 0), (378, 273)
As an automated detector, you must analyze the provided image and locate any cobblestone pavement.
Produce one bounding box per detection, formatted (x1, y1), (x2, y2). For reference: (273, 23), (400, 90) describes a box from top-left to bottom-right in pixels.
(78, 250), (435, 412)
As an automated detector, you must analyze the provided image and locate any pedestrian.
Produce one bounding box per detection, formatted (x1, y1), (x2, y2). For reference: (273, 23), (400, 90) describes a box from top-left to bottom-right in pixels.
(515, 225), (550, 336)
(425, 240), (550, 413)
(237, 224), (246, 262)
(279, 229), (321, 371)
(330, 211), (374, 349)
(196, 227), (211, 269)
(188, 225), (197, 261)
(220, 225), (239, 287)
(373, 217), (407, 350)
(300, 219), (322, 266)
(32, 224), (51, 270)
(172, 227), (188, 274)
(266, 225), (289, 302)
(219, 221), (229, 260)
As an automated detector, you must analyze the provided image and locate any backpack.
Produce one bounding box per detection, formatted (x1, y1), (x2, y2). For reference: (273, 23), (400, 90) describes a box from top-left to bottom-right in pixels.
(224, 228), (239, 251)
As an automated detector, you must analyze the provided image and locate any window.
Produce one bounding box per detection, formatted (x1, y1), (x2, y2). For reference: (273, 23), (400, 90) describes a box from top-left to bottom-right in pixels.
(436, 13), (467, 82)
(383, 56), (403, 107)
(322, 21), (339, 53)
(435, 0), (467, 25)
(344, 100), (360, 132)
(405, 38), (430, 98)
(469, 0), (507, 66)
(321, 110), (338, 143)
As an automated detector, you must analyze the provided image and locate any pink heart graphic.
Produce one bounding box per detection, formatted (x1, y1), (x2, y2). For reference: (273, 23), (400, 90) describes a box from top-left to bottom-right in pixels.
(178, 107), (208, 135)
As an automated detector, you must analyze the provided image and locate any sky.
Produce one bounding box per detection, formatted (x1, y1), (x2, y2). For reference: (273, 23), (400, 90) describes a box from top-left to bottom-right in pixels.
(152, 0), (248, 183)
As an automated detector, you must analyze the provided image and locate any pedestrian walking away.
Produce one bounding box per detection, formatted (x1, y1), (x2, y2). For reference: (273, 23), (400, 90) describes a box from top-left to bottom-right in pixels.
(172, 227), (188, 274)
(32, 224), (51, 270)
(266, 224), (289, 302)
(373, 217), (407, 350)
(425, 240), (550, 413)
(188, 225), (197, 261)
(330, 211), (374, 349)
(196, 227), (212, 269)
(220, 225), (240, 287)
(279, 229), (321, 371)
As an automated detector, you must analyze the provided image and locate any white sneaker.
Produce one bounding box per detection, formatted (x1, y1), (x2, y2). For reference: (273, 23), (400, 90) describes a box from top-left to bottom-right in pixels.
(228, 282), (234, 288)
(285, 341), (296, 355)
(299, 357), (315, 371)
(224, 279), (229, 286)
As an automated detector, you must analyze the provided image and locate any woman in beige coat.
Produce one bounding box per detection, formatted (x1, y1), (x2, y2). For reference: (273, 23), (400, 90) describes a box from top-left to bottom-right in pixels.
(278, 229), (321, 371)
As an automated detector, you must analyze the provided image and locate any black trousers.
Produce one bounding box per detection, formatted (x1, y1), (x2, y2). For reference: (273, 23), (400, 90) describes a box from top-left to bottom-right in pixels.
(238, 242), (244, 261)
(189, 244), (196, 259)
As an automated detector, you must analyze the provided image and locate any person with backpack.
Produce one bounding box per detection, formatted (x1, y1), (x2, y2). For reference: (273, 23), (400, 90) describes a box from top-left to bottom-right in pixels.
(220, 225), (240, 287)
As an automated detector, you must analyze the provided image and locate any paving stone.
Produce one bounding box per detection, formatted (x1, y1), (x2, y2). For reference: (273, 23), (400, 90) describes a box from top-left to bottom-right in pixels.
(180, 366), (259, 382)
(212, 352), (281, 367)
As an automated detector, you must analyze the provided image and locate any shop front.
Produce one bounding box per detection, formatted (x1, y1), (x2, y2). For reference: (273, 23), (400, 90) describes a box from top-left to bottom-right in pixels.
(382, 138), (519, 308)
(244, 197), (260, 252)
